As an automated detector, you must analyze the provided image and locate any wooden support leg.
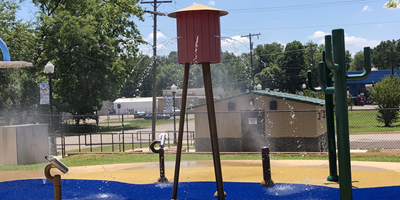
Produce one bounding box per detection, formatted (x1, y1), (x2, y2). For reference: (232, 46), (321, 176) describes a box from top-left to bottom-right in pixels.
(171, 63), (190, 200)
(202, 62), (225, 200)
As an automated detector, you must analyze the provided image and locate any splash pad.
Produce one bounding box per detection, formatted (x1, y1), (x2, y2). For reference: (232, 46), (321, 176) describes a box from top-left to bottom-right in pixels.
(1, 160), (400, 199)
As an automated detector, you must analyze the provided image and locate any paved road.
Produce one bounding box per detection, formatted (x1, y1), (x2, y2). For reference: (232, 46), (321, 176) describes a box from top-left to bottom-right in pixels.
(57, 112), (400, 154)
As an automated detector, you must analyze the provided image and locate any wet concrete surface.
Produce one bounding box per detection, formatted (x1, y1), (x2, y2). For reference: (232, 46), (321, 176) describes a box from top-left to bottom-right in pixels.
(1, 160), (399, 189)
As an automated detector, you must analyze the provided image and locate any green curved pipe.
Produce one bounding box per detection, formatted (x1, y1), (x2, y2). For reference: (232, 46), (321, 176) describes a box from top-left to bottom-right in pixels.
(307, 70), (320, 92)
(324, 35), (340, 71)
(318, 62), (334, 94)
(346, 47), (371, 81)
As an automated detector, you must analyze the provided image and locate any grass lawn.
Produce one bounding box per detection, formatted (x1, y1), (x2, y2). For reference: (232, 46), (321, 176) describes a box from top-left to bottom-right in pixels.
(1, 153), (399, 171)
(348, 110), (400, 133)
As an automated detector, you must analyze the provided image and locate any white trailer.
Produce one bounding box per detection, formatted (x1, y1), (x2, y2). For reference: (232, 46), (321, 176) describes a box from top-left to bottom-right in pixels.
(113, 97), (156, 114)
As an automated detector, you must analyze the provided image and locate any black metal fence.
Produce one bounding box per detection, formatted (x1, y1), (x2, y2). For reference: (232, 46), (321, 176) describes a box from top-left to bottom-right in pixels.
(2, 108), (400, 157)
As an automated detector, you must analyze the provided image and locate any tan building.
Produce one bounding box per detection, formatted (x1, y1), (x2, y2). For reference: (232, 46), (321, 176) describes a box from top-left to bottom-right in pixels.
(192, 90), (327, 152)
(158, 88), (224, 113)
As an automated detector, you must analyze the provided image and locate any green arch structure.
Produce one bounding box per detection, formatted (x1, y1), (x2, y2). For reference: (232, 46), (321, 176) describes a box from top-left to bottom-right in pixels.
(0, 37), (11, 61)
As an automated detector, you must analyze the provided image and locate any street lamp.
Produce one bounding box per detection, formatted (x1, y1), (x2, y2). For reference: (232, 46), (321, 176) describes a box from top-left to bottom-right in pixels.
(45, 61), (56, 156)
(256, 83), (262, 90)
(171, 84), (178, 144)
(302, 83), (307, 89)
(135, 88), (140, 98)
(171, 85), (178, 143)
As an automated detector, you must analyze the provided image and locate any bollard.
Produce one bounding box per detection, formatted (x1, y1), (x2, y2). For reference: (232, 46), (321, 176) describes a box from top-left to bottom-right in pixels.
(260, 147), (274, 187)
(150, 133), (169, 183)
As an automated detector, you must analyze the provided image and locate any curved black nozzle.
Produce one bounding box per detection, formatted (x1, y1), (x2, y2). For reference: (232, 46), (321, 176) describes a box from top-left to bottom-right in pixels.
(150, 133), (168, 153)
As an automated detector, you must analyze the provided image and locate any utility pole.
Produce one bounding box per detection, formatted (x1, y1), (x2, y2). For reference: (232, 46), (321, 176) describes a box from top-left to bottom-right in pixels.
(309, 44), (317, 86)
(241, 33), (260, 88)
(141, 0), (172, 140)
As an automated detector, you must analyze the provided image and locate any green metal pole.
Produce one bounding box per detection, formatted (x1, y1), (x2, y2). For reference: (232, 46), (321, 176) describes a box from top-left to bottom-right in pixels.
(324, 52), (339, 182)
(331, 29), (352, 200)
(307, 56), (338, 182)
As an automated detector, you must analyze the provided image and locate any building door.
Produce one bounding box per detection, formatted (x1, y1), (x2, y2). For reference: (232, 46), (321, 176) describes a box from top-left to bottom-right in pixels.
(241, 110), (266, 152)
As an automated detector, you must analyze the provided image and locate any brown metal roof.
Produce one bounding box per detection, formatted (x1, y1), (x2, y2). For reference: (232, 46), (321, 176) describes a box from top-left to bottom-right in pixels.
(167, 3), (228, 18)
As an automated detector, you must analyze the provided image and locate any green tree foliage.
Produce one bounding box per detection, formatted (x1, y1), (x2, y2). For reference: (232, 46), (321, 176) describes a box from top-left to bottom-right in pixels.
(254, 42), (284, 74)
(32, 0), (144, 116)
(0, 0), (37, 123)
(304, 41), (323, 88)
(349, 51), (365, 71)
(385, 0), (400, 8)
(369, 75), (400, 126)
(280, 40), (306, 93)
(372, 40), (400, 70)
(119, 54), (152, 98)
(215, 52), (252, 95)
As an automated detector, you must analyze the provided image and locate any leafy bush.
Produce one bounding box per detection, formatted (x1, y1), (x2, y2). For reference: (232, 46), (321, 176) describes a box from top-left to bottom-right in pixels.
(369, 74), (400, 126)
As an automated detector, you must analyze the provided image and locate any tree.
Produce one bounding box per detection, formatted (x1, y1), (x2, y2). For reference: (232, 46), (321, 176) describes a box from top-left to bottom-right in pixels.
(385, 0), (400, 8)
(349, 51), (365, 71)
(304, 41), (323, 88)
(119, 54), (152, 98)
(372, 40), (400, 70)
(32, 0), (145, 118)
(369, 75), (400, 127)
(254, 42), (284, 74)
(214, 51), (251, 96)
(0, 0), (37, 124)
(280, 40), (306, 93)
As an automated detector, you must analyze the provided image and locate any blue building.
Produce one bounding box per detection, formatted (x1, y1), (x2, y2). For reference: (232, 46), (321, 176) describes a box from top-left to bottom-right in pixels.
(347, 69), (400, 103)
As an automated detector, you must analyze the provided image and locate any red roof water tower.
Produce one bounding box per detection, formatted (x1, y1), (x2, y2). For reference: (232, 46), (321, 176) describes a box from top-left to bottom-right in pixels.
(168, 4), (228, 64)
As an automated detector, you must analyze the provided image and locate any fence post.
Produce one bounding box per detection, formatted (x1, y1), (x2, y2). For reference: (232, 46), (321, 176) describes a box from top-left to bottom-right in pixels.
(78, 135), (81, 153)
(112, 133), (114, 152)
(122, 114), (125, 152)
(186, 112), (189, 152)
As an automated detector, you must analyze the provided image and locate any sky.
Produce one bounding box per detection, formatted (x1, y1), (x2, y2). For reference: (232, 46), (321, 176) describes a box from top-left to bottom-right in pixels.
(17, 0), (400, 57)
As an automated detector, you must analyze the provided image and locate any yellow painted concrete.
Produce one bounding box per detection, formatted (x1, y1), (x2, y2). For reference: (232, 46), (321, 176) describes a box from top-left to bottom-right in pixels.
(1, 160), (400, 189)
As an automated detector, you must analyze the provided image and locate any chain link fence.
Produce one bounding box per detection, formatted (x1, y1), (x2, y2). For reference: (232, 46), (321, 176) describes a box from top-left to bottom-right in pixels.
(2, 108), (399, 157)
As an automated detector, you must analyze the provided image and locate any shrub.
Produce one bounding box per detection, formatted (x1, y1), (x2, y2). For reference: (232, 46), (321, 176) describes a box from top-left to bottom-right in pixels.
(369, 74), (400, 126)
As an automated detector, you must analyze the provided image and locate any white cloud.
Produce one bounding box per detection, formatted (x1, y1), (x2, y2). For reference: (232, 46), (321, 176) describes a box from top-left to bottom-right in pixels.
(146, 32), (167, 41)
(221, 35), (249, 47)
(308, 31), (329, 39)
(276, 40), (286, 49)
(362, 5), (372, 12)
(316, 34), (380, 48)
(208, 1), (215, 6)
(344, 34), (380, 47)
(228, 50), (243, 57)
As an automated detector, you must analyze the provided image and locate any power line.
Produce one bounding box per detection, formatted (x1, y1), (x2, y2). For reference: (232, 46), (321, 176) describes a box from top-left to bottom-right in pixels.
(223, 20), (400, 32)
(227, 0), (385, 13)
